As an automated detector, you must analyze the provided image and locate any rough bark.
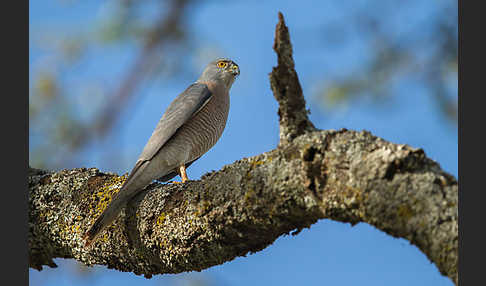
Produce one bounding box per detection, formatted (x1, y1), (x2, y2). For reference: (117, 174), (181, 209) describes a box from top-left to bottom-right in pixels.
(28, 12), (458, 285)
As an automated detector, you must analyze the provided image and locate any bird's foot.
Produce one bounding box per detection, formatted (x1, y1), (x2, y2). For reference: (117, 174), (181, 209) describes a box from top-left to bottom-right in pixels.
(170, 177), (188, 184)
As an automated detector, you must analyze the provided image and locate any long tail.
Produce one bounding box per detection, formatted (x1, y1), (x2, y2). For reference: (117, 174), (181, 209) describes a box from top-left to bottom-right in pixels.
(83, 193), (128, 247)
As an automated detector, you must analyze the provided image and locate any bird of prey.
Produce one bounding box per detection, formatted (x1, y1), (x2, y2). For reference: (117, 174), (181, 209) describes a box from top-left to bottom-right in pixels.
(83, 58), (240, 247)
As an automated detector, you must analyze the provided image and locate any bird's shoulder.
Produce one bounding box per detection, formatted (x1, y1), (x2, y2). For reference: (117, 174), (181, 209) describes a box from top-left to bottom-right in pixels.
(164, 82), (212, 114)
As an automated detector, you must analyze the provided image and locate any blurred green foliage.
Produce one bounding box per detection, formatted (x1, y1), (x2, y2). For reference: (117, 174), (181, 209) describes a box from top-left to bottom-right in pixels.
(314, 1), (457, 124)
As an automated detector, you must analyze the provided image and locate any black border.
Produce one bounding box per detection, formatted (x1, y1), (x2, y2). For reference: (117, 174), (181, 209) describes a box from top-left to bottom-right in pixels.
(7, 0), (29, 285)
(458, 0), (481, 285)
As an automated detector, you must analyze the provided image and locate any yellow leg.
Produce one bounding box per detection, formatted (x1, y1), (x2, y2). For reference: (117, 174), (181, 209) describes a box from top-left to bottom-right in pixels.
(179, 165), (188, 183)
(170, 165), (189, 184)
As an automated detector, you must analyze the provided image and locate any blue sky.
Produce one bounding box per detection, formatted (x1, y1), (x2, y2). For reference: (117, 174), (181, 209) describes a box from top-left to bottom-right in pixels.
(30, 1), (457, 285)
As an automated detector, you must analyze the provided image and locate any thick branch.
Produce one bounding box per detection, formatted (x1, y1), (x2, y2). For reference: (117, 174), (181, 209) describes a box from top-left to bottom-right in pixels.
(28, 130), (457, 282)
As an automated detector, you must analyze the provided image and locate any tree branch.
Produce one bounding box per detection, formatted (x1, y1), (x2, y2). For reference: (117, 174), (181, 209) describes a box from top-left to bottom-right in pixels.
(269, 12), (315, 145)
(28, 12), (457, 285)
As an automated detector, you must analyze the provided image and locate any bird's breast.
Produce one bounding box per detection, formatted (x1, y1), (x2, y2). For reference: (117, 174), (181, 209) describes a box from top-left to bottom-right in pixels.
(171, 89), (230, 163)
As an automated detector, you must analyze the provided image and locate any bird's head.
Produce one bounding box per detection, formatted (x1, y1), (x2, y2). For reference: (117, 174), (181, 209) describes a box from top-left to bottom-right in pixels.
(198, 58), (240, 88)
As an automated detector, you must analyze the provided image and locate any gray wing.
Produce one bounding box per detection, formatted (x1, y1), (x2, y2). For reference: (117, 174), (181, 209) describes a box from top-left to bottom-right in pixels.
(122, 83), (212, 184)
(84, 84), (212, 246)
(139, 82), (212, 162)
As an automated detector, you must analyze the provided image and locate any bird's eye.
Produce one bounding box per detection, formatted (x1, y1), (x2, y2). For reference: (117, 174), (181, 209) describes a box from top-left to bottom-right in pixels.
(216, 61), (228, 68)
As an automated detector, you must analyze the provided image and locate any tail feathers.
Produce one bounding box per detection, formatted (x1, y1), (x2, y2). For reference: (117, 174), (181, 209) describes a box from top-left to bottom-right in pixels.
(83, 195), (126, 247)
